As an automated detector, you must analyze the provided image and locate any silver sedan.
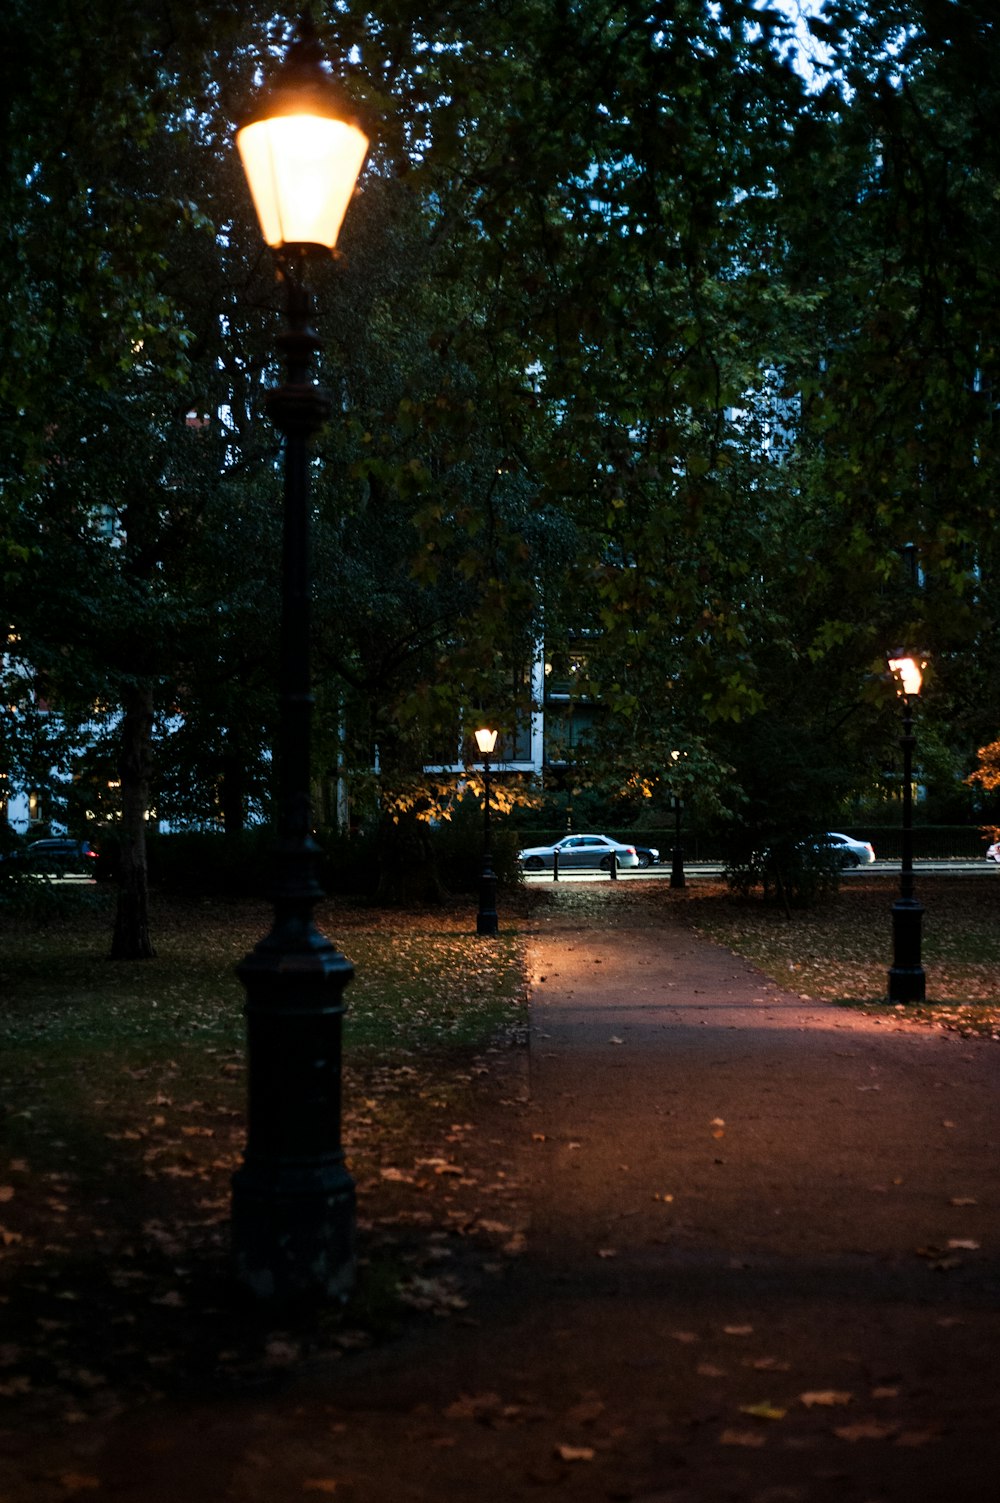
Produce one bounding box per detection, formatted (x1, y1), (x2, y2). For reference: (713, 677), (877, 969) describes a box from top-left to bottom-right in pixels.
(517, 833), (640, 873)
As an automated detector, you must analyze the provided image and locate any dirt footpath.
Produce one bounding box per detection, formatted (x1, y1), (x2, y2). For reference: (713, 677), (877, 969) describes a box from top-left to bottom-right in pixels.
(10, 890), (1000, 1502)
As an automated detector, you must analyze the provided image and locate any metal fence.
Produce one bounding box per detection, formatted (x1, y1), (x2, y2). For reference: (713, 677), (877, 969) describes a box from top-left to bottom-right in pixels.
(515, 825), (991, 864)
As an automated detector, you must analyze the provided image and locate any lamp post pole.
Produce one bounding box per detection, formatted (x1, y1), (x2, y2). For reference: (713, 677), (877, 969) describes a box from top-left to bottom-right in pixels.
(475, 728), (499, 936)
(231, 22), (369, 1304)
(887, 656), (925, 1005)
(669, 748), (685, 889)
(670, 794), (685, 889)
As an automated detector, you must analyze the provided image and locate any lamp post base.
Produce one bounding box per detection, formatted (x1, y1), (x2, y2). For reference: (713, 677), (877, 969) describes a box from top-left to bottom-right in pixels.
(232, 1162), (355, 1304)
(887, 897), (925, 1004)
(477, 867), (499, 935)
(233, 929), (355, 1304)
(670, 846), (685, 889)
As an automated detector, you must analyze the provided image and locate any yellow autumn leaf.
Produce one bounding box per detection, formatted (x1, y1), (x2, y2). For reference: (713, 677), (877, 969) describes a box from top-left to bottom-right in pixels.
(739, 1401), (786, 1421)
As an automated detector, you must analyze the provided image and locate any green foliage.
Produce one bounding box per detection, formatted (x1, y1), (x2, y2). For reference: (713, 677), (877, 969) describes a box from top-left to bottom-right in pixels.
(426, 799), (524, 895)
(724, 836), (843, 910)
(0, 865), (108, 922)
(7, 0), (1000, 907)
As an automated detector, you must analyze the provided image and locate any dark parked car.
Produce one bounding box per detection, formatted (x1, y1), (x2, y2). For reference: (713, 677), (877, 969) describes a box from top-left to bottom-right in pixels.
(25, 838), (100, 877)
(632, 844), (660, 869)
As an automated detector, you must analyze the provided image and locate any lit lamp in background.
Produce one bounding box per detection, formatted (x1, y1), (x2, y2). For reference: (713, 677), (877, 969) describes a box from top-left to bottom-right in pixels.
(231, 20), (370, 1303)
(886, 654), (925, 1004)
(669, 748), (685, 890)
(475, 727), (499, 936)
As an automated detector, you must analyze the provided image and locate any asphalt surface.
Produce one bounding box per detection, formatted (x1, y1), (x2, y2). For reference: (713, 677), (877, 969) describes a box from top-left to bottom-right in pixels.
(18, 886), (1000, 1501)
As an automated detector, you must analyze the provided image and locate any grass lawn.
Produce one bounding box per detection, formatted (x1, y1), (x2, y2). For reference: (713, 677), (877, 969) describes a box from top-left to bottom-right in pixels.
(678, 871), (1000, 1040)
(1, 870), (996, 1431)
(0, 887), (529, 1424)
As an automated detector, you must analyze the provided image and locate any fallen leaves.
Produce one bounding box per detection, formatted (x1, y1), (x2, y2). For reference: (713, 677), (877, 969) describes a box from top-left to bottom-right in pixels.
(555, 1444), (595, 1462)
(833, 1420), (898, 1442)
(800, 1390), (853, 1408)
(915, 1243), (973, 1270)
(565, 1397), (604, 1425)
(443, 1392), (504, 1422)
(684, 876), (1000, 1036)
(398, 1274), (469, 1315)
(0, 953), (527, 1428)
(0, 1375), (33, 1397)
(739, 1400), (787, 1421)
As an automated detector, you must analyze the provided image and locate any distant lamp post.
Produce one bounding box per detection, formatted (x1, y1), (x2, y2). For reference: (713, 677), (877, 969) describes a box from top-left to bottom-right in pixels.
(670, 748), (685, 883)
(475, 727), (499, 936)
(231, 20), (370, 1304)
(670, 794), (685, 888)
(669, 749), (685, 889)
(886, 654), (925, 1004)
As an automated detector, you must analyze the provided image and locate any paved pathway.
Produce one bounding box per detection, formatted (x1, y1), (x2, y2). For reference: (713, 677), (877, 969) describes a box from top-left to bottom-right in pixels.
(515, 902), (1000, 1500)
(22, 892), (1000, 1501)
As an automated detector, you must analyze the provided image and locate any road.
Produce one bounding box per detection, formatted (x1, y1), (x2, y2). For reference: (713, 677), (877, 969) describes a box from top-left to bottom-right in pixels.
(522, 859), (997, 882)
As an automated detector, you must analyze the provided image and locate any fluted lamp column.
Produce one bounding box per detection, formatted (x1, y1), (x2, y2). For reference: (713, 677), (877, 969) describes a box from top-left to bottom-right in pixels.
(669, 749), (685, 889)
(886, 654), (925, 1005)
(230, 19), (369, 1304)
(475, 727), (499, 936)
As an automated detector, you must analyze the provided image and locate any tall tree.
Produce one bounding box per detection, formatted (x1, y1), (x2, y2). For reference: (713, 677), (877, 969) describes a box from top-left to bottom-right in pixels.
(1, 0), (281, 952)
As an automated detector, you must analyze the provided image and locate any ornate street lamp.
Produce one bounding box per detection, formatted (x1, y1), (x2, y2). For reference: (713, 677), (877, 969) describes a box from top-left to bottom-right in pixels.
(670, 795), (685, 888)
(886, 654), (925, 1004)
(669, 749), (685, 890)
(230, 20), (369, 1303)
(475, 727), (499, 936)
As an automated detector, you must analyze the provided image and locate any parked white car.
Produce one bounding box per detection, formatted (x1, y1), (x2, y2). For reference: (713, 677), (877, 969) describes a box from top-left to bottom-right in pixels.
(518, 834), (640, 872)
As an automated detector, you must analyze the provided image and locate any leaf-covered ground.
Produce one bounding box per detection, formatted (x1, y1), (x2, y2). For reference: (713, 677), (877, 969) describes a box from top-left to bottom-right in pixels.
(0, 892), (529, 1428)
(2, 872), (996, 1440)
(677, 872), (1000, 1040)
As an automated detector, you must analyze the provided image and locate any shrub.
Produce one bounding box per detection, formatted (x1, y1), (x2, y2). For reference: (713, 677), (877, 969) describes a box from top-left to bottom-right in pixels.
(724, 835), (842, 909)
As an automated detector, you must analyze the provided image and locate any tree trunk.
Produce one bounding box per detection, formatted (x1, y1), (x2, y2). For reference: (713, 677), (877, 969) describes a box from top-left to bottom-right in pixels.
(111, 680), (156, 960)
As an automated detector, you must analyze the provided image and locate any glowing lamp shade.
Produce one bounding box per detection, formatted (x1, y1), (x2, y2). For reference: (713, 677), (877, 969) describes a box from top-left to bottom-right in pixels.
(475, 727), (499, 756)
(237, 111), (369, 253)
(888, 655), (923, 697)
